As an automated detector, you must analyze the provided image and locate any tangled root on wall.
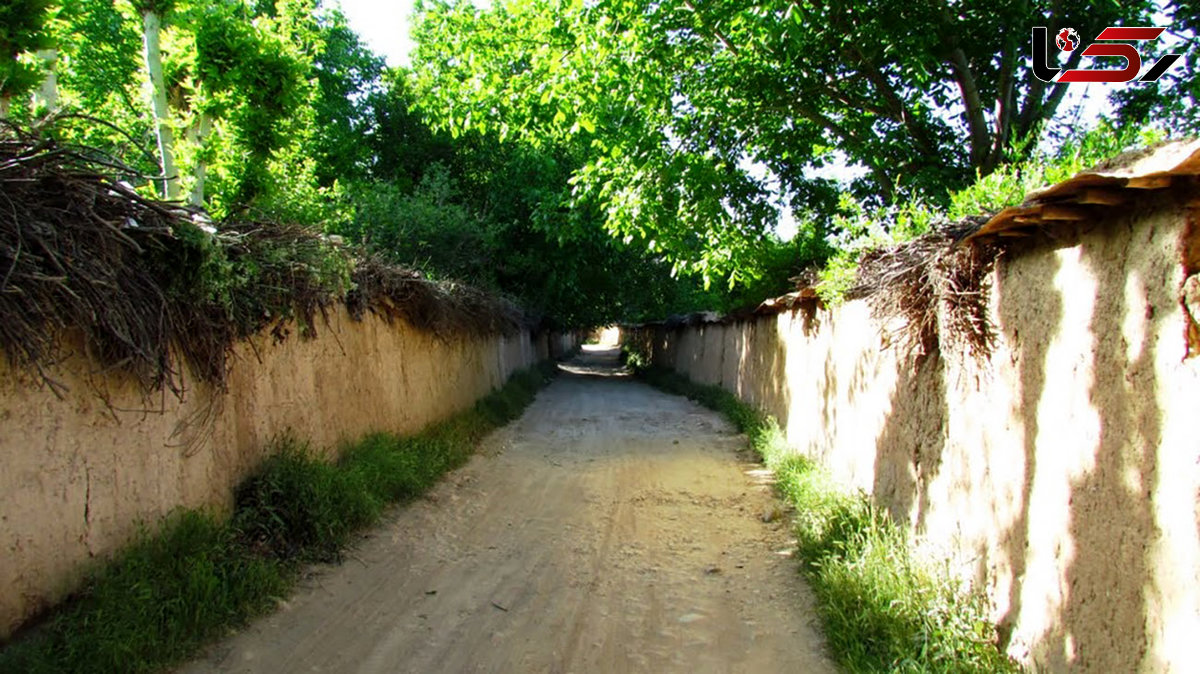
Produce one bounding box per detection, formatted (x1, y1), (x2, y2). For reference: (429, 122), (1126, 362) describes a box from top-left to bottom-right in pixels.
(855, 228), (1001, 365)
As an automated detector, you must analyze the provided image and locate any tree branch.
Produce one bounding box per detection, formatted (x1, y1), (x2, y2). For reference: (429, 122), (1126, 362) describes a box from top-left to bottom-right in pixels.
(1012, 0), (1093, 151)
(848, 46), (939, 157)
(1014, 40), (1086, 145)
(988, 42), (1017, 172)
(793, 101), (860, 147)
(816, 4), (941, 159)
(815, 79), (891, 116)
(1040, 77), (1075, 127)
(934, 0), (988, 171)
(871, 164), (896, 202)
(946, 45), (989, 168)
(681, 0), (739, 57)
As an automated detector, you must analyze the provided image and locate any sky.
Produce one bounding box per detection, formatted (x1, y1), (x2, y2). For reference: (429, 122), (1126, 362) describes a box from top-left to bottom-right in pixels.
(337, 0), (416, 67)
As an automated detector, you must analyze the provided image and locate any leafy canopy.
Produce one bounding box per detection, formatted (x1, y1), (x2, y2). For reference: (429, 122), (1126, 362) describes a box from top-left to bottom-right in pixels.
(0, 0), (56, 104)
(411, 0), (1157, 282)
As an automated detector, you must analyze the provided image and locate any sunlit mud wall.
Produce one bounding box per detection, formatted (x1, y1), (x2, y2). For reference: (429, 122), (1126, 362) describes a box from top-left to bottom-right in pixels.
(625, 195), (1200, 673)
(0, 308), (573, 637)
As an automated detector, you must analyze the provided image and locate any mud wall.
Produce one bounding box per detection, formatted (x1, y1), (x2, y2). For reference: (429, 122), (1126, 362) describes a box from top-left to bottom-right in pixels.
(547, 330), (583, 359)
(0, 309), (575, 636)
(625, 195), (1200, 673)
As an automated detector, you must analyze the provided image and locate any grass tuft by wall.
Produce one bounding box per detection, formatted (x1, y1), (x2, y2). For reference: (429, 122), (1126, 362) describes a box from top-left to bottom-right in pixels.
(635, 364), (1018, 673)
(0, 361), (556, 674)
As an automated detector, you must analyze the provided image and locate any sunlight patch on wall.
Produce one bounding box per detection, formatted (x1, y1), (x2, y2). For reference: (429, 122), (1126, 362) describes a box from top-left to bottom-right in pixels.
(1012, 245), (1101, 654)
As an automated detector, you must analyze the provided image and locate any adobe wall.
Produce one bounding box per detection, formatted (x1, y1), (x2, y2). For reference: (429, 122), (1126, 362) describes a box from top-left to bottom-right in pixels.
(0, 308), (572, 637)
(626, 195), (1200, 672)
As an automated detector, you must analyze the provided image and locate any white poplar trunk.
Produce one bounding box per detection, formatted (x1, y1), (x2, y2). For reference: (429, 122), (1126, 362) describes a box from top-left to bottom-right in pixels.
(187, 112), (212, 206)
(141, 10), (180, 200)
(0, 97), (10, 119)
(33, 48), (58, 111)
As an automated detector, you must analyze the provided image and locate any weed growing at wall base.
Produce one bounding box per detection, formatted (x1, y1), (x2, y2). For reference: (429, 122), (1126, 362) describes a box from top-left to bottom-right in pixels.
(0, 361), (556, 674)
(635, 366), (1020, 673)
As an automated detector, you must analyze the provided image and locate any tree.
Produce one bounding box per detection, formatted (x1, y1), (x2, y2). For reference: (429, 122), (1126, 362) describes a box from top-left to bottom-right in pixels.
(413, 0), (783, 285)
(187, 0), (312, 208)
(360, 69), (458, 188)
(328, 71), (740, 325)
(689, 0), (1157, 198)
(308, 7), (386, 187)
(1111, 1), (1199, 134)
(0, 0), (55, 117)
(33, 0), (318, 210)
(132, 0), (181, 198)
(411, 0), (1157, 281)
(53, 0), (148, 146)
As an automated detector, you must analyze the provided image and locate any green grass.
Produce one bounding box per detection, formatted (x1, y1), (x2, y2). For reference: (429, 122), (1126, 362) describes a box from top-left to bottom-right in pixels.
(0, 361), (556, 674)
(0, 511), (288, 674)
(636, 366), (1020, 674)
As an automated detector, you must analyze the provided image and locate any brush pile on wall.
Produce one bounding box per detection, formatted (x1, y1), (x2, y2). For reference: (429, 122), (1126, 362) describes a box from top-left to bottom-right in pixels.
(0, 121), (527, 396)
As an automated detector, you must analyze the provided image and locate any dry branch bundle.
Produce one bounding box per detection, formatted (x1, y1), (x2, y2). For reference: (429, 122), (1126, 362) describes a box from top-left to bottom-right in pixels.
(348, 256), (525, 337)
(0, 121), (192, 394)
(852, 225), (1000, 360)
(0, 123), (526, 397)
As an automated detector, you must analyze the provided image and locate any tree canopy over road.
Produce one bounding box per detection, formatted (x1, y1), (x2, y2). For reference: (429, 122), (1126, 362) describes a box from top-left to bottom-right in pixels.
(412, 0), (1191, 277)
(1, 0), (1195, 321)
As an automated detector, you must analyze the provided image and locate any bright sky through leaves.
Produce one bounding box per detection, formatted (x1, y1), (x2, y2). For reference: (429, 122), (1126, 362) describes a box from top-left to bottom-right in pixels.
(337, 0), (415, 66)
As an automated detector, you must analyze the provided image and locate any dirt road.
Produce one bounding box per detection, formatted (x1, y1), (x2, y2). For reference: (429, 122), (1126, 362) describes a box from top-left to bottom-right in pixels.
(182, 346), (836, 673)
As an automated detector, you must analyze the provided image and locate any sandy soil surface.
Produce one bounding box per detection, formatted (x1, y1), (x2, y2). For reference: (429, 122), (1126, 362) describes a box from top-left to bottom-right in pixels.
(181, 346), (836, 674)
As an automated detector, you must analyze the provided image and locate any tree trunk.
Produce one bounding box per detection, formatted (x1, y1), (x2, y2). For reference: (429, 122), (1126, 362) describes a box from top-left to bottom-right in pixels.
(141, 10), (180, 200)
(0, 97), (10, 119)
(187, 112), (212, 206)
(33, 48), (58, 111)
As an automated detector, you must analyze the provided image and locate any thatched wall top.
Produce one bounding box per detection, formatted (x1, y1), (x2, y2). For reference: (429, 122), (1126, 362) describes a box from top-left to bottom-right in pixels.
(963, 138), (1200, 243)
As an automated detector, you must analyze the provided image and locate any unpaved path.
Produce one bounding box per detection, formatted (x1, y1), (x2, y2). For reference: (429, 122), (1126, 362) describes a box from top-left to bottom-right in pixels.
(182, 346), (836, 673)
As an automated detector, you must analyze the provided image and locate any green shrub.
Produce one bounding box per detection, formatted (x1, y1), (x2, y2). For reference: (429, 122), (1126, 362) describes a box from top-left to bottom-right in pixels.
(0, 511), (287, 674)
(946, 122), (1162, 220)
(234, 439), (380, 562)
